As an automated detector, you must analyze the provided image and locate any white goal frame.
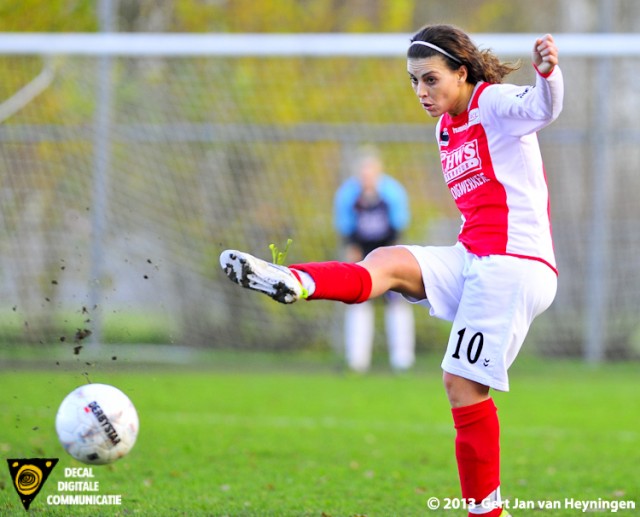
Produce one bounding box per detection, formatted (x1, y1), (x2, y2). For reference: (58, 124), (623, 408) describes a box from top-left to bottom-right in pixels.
(0, 32), (639, 57)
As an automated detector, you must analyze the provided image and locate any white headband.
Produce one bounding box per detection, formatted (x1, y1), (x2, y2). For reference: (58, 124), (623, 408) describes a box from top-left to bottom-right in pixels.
(409, 41), (462, 64)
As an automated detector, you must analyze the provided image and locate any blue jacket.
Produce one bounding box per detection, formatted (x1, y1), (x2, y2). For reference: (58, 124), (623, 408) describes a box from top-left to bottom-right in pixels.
(333, 174), (410, 238)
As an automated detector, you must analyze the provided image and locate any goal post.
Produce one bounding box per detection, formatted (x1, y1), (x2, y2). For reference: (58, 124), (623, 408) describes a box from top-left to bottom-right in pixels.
(0, 32), (638, 362)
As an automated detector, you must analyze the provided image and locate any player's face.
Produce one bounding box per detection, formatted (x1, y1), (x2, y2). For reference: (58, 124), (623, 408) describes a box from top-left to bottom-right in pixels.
(407, 56), (469, 118)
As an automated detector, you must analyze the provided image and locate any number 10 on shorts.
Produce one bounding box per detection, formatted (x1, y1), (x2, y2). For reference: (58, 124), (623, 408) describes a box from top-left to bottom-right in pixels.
(451, 328), (485, 364)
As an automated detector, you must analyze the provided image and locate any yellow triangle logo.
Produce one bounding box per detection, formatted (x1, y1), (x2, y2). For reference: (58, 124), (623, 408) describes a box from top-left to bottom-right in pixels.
(7, 458), (59, 511)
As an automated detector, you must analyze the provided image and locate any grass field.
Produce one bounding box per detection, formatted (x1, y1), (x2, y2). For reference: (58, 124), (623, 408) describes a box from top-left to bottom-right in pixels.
(0, 352), (638, 516)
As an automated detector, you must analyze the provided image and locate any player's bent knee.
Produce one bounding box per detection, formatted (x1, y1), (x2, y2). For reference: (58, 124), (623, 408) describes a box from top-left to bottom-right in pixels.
(361, 246), (424, 298)
(443, 371), (490, 408)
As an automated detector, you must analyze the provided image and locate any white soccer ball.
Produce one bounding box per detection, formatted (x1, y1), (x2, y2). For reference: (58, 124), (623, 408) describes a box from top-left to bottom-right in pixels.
(55, 383), (139, 465)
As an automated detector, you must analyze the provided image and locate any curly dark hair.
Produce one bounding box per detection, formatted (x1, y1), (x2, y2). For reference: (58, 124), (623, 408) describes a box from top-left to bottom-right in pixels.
(407, 24), (519, 84)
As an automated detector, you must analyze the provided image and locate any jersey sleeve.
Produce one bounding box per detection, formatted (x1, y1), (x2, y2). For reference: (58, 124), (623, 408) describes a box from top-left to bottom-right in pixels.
(479, 65), (564, 137)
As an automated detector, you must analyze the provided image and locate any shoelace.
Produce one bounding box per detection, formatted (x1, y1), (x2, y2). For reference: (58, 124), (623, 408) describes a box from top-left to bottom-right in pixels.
(269, 238), (293, 265)
(268, 238), (309, 299)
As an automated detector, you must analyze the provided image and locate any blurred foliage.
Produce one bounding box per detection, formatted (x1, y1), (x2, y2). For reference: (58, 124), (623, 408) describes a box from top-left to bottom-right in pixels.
(0, 0), (97, 32)
(0, 0), (581, 34)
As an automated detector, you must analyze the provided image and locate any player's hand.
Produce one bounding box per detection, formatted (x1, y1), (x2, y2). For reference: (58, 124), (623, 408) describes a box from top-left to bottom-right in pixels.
(532, 34), (558, 75)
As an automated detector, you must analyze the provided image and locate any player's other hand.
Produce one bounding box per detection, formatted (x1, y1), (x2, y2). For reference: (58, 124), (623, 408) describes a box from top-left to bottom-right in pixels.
(532, 34), (558, 75)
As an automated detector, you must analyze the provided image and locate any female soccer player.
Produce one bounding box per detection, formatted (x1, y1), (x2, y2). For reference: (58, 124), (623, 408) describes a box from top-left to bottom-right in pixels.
(220, 24), (563, 517)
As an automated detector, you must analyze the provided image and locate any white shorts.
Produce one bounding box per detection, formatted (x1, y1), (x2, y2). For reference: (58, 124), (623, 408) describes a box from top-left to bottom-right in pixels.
(402, 242), (557, 391)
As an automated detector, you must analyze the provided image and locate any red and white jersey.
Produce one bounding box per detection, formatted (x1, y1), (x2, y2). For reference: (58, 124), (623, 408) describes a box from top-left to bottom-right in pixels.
(436, 66), (564, 273)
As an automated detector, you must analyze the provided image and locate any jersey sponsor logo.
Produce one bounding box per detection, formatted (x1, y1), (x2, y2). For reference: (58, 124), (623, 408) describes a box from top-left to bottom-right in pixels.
(468, 108), (480, 126)
(452, 108), (480, 134)
(450, 172), (489, 200)
(441, 139), (483, 183)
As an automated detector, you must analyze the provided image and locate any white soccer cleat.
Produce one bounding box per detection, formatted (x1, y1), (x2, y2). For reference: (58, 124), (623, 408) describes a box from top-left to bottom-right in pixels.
(219, 250), (306, 304)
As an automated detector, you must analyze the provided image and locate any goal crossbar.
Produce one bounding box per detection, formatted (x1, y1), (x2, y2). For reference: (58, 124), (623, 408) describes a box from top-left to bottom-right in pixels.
(0, 32), (639, 57)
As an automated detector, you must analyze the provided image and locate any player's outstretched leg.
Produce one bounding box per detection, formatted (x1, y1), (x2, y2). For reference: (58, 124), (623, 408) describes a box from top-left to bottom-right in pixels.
(219, 250), (306, 304)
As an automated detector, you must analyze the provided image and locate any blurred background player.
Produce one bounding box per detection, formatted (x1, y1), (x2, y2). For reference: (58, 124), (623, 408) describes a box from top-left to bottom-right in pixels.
(334, 147), (415, 372)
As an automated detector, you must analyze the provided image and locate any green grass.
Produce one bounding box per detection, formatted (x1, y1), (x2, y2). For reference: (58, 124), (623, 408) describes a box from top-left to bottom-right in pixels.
(0, 354), (638, 516)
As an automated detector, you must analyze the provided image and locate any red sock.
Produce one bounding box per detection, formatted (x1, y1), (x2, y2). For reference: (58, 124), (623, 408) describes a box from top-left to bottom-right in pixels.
(451, 398), (502, 517)
(289, 262), (372, 304)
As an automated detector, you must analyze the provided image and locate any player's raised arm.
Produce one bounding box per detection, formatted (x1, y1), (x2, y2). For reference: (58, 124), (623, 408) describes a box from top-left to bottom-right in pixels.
(532, 33), (559, 75)
(488, 32), (563, 134)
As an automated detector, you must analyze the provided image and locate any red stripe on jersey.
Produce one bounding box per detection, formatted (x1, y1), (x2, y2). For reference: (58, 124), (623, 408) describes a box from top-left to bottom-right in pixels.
(439, 82), (510, 255)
